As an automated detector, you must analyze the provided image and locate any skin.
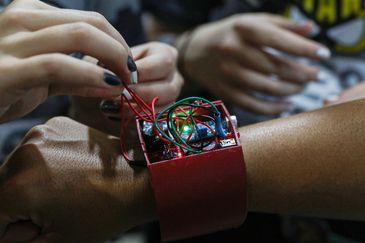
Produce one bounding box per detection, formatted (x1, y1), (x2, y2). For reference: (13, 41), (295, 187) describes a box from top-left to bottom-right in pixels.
(0, 1), (183, 241)
(0, 0), (183, 123)
(325, 82), (365, 106)
(1, 99), (365, 242)
(147, 13), (331, 115)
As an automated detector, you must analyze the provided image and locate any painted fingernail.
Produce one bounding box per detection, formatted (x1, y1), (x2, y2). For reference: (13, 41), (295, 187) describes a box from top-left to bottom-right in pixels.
(104, 73), (121, 86)
(100, 100), (120, 114)
(71, 52), (85, 59)
(127, 56), (137, 72)
(316, 47), (331, 60)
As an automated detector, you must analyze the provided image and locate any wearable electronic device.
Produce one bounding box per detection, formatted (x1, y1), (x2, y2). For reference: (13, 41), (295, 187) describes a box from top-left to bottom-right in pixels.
(131, 99), (247, 241)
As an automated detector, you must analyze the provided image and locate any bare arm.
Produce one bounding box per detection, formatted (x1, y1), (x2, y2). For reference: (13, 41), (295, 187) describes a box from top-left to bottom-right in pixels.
(241, 99), (365, 220)
(1, 100), (365, 242)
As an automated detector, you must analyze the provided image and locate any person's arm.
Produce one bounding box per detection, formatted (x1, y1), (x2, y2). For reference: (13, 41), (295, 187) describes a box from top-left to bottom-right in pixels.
(146, 13), (331, 115)
(1, 99), (365, 242)
(242, 99), (365, 220)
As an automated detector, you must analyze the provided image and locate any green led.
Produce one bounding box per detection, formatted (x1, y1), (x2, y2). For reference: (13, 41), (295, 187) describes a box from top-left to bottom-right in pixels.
(183, 125), (190, 132)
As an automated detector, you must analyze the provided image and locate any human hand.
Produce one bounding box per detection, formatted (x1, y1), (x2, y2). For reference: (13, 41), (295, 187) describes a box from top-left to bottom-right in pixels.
(75, 42), (183, 124)
(180, 13), (331, 115)
(0, 117), (156, 242)
(0, 0), (134, 123)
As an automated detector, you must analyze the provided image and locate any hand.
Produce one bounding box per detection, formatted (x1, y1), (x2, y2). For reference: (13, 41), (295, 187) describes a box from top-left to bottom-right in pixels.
(0, 0), (134, 123)
(71, 42), (184, 128)
(324, 83), (365, 106)
(180, 13), (331, 115)
(0, 117), (156, 242)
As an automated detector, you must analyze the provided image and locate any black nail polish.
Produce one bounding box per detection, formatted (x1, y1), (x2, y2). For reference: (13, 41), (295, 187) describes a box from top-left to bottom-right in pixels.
(104, 73), (121, 86)
(127, 56), (137, 72)
(71, 52), (85, 59)
(100, 100), (120, 114)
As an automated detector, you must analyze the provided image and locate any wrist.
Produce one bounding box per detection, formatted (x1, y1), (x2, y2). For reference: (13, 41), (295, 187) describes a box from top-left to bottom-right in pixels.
(114, 155), (157, 230)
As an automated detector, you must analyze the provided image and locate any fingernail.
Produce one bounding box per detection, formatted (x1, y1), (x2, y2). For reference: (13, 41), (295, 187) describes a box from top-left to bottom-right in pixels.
(316, 70), (328, 81)
(316, 47), (331, 60)
(104, 73), (121, 86)
(131, 70), (139, 84)
(127, 56), (137, 72)
(326, 94), (339, 103)
(71, 52), (85, 59)
(100, 100), (120, 114)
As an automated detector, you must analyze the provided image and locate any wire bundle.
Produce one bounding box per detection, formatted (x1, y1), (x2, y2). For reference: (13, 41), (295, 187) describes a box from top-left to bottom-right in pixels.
(120, 79), (226, 161)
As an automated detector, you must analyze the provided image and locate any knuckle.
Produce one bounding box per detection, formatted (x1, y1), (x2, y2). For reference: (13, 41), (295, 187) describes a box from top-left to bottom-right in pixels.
(21, 124), (53, 145)
(217, 36), (237, 54)
(2, 8), (27, 26)
(89, 11), (109, 29)
(46, 116), (72, 127)
(163, 53), (176, 69)
(233, 18), (253, 33)
(39, 54), (63, 79)
(68, 22), (93, 42)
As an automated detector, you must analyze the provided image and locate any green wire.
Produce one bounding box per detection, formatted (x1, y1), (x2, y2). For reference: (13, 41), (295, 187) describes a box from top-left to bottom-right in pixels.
(154, 97), (220, 153)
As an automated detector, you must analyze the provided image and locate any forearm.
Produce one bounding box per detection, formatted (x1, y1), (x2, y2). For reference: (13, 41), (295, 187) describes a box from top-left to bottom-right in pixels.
(240, 99), (365, 220)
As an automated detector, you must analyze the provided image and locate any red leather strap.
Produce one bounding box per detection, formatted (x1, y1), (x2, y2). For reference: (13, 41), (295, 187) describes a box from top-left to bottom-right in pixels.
(148, 145), (247, 241)
(133, 101), (247, 241)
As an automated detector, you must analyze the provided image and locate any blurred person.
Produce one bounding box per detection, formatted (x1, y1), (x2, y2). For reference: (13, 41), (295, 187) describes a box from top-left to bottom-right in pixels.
(143, 0), (365, 242)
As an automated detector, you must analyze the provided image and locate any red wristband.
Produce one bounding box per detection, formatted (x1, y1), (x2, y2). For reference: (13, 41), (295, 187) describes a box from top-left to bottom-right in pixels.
(136, 101), (247, 241)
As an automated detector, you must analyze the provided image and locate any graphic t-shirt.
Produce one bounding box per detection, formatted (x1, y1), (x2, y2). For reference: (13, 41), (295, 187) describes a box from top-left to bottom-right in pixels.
(282, 0), (365, 113)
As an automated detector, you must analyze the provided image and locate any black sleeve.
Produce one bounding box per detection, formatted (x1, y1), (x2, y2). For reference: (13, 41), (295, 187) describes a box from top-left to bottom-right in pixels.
(142, 0), (223, 28)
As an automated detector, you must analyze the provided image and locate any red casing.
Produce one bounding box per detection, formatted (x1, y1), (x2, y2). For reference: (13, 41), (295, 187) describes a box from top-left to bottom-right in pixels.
(135, 101), (247, 242)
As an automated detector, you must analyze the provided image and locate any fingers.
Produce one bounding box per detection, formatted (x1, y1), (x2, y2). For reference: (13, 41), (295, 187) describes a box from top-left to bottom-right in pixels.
(132, 42), (178, 83)
(229, 43), (319, 84)
(234, 18), (331, 60)
(256, 14), (314, 36)
(130, 72), (184, 105)
(135, 52), (174, 83)
(223, 63), (304, 97)
(6, 0), (56, 10)
(5, 8), (131, 55)
(264, 51), (320, 83)
(215, 82), (290, 115)
(2, 23), (130, 81)
(3, 54), (123, 98)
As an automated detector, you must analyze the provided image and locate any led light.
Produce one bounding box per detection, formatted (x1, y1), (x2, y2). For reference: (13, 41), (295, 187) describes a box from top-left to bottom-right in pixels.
(183, 125), (190, 132)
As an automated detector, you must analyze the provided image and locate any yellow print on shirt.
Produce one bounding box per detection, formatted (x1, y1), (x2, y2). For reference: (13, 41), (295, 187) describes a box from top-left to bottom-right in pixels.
(290, 0), (365, 54)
